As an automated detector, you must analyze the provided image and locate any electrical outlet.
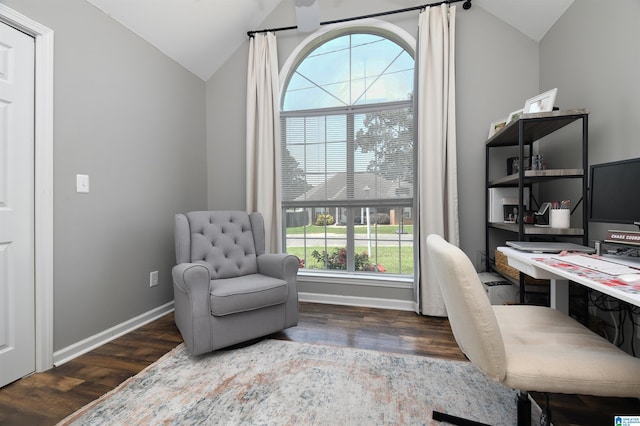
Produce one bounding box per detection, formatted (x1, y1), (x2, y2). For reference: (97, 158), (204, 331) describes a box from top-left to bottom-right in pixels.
(149, 270), (159, 287)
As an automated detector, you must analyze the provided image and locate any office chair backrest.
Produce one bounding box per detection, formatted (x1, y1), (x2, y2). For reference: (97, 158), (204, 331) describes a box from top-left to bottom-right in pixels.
(426, 234), (507, 382)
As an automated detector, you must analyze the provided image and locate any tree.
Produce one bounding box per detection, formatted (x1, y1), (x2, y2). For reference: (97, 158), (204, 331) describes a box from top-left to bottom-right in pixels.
(354, 107), (413, 183)
(282, 148), (311, 199)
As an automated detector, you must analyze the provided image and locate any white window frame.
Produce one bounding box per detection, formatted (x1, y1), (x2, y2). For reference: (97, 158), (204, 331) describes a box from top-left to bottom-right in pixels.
(279, 19), (417, 281)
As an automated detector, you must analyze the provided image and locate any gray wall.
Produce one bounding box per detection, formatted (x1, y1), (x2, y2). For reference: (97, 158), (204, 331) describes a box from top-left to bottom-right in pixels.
(206, 43), (248, 210)
(455, 5), (538, 268)
(205, 0), (539, 301)
(540, 0), (640, 240)
(4, 0), (207, 351)
(539, 0), (640, 352)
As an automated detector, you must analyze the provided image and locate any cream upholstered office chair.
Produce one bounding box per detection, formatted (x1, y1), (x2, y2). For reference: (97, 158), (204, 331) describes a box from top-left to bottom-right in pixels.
(426, 234), (640, 426)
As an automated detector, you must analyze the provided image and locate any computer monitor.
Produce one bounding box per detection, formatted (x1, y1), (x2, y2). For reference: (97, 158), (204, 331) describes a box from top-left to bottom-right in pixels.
(589, 157), (640, 225)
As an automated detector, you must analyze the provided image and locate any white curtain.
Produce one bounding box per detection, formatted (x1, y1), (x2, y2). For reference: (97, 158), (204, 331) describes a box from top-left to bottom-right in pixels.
(246, 32), (281, 253)
(416, 5), (460, 316)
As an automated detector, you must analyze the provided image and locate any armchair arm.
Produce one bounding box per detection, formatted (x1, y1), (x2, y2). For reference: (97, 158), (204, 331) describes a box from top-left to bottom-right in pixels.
(258, 253), (299, 327)
(172, 263), (213, 354)
(172, 262), (210, 295)
(257, 253), (299, 281)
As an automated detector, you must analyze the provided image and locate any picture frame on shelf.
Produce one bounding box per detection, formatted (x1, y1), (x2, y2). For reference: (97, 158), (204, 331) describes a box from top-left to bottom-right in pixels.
(488, 117), (508, 138)
(507, 108), (524, 123)
(503, 205), (518, 223)
(506, 156), (529, 175)
(523, 88), (558, 113)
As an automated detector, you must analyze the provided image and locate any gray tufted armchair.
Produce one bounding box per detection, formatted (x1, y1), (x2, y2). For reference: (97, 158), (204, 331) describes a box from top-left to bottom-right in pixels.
(172, 211), (299, 355)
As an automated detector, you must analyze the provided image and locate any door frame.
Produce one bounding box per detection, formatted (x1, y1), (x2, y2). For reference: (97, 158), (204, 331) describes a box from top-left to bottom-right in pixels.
(0, 5), (54, 372)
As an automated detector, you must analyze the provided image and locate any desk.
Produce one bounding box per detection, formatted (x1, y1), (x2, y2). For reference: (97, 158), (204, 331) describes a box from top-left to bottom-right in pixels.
(497, 247), (640, 313)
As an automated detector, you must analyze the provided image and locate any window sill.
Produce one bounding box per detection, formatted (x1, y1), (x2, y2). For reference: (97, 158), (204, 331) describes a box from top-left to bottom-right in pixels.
(297, 270), (414, 289)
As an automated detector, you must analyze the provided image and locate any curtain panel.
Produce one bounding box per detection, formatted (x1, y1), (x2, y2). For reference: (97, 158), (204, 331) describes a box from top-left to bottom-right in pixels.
(246, 32), (281, 253)
(416, 5), (460, 316)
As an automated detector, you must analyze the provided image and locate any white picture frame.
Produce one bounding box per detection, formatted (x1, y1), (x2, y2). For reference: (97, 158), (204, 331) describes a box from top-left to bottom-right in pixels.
(523, 88), (558, 113)
(507, 108), (524, 123)
(488, 117), (508, 138)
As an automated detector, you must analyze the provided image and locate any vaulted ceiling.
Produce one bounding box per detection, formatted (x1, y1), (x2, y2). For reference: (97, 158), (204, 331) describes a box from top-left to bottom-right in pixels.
(85, 0), (573, 81)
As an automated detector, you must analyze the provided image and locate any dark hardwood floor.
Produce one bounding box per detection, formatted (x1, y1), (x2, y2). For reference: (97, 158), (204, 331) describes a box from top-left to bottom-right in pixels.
(0, 302), (638, 425)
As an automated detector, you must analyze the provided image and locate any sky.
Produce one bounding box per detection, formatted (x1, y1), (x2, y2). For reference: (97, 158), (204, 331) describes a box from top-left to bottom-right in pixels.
(282, 33), (414, 190)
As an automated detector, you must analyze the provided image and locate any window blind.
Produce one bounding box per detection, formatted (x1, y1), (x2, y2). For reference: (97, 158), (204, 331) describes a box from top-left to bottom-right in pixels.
(281, 104), (413, 205)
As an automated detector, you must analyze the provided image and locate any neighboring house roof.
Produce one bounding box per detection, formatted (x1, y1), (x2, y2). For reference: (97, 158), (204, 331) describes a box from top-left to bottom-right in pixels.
(296, 172), (412, 201)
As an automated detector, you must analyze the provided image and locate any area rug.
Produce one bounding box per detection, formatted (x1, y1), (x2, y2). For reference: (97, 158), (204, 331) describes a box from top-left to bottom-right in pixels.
(58, 339), (522, 425)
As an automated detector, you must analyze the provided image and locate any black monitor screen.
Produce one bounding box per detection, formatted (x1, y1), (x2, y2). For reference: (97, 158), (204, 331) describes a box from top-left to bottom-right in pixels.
(589, 158), (640, 224)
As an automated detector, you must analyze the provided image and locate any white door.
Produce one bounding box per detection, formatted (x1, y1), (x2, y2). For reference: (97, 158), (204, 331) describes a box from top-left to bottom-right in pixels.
(0, 21), (36, 387)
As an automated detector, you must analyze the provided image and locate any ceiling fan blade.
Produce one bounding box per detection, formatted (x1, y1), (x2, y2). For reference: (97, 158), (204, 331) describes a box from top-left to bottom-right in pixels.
(295, 0), (320, 32)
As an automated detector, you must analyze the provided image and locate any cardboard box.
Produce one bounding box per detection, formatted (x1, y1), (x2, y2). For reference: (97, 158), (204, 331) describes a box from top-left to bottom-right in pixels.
(478, 272), (518, 304)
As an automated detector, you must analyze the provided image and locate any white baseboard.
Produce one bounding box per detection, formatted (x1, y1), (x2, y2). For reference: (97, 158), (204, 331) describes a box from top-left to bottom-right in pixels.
(53, 301), (175, 366)
(53, 295), (414, 366)
(299, 292), (416, 312)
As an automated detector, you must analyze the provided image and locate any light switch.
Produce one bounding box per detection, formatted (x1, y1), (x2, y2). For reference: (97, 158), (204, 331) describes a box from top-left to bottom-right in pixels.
(76, 174), (90, 193)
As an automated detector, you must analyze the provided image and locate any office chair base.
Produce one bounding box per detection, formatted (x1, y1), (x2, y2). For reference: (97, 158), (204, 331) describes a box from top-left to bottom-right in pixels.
(539, 393), (551, 426)
(432, 410), (491, 426)
(517, 391), (532, 426)
(432, 392), (536, 426)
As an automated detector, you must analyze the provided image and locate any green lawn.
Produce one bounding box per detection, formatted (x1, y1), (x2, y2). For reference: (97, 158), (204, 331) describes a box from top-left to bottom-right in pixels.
(287, 246), (414, 275)
(286, 224), (413, 235)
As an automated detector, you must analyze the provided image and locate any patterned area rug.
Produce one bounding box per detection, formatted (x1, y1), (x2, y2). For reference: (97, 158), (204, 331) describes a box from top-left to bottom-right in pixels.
(58, 339), (521, 425)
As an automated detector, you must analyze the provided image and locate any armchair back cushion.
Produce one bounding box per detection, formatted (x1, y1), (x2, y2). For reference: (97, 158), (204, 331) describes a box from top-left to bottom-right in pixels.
(177, 211), (260, 279)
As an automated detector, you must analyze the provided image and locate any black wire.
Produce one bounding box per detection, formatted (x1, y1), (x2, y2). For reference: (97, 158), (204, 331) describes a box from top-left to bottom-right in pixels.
(587, 289), (640, 354)
(589, 290), (624, 312)
(625, 304), (638, 356)
(618, 308), (626, 348)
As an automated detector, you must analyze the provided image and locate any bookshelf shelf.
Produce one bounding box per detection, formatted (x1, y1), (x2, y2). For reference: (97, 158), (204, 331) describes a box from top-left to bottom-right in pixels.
(485, 109), (590, 304)
(489, 222), (584, 236)
(488, 169), (584, 187)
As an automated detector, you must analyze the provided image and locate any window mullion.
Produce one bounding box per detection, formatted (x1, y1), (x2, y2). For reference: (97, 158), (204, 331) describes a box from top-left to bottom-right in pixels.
(346, 208), (355, 272)
(346, 112), (355, 272)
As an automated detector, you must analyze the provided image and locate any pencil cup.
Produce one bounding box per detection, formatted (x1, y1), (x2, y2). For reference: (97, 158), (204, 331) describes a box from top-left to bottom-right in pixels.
(550, 209), (570, 228)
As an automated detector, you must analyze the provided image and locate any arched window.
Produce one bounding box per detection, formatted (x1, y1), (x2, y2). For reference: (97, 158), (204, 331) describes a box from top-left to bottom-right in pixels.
(281, 27), (415, 277)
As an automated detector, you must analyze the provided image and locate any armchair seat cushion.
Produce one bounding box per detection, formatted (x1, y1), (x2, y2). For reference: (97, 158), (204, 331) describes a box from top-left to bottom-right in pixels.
(210, 274), (288, 317)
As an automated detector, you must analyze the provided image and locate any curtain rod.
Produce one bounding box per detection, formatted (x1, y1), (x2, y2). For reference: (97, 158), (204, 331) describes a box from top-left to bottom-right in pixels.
(247, 0), (471, 37)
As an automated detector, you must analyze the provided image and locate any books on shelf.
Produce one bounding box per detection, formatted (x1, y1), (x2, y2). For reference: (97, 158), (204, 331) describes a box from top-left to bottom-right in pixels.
(605, 230), (640, 245)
